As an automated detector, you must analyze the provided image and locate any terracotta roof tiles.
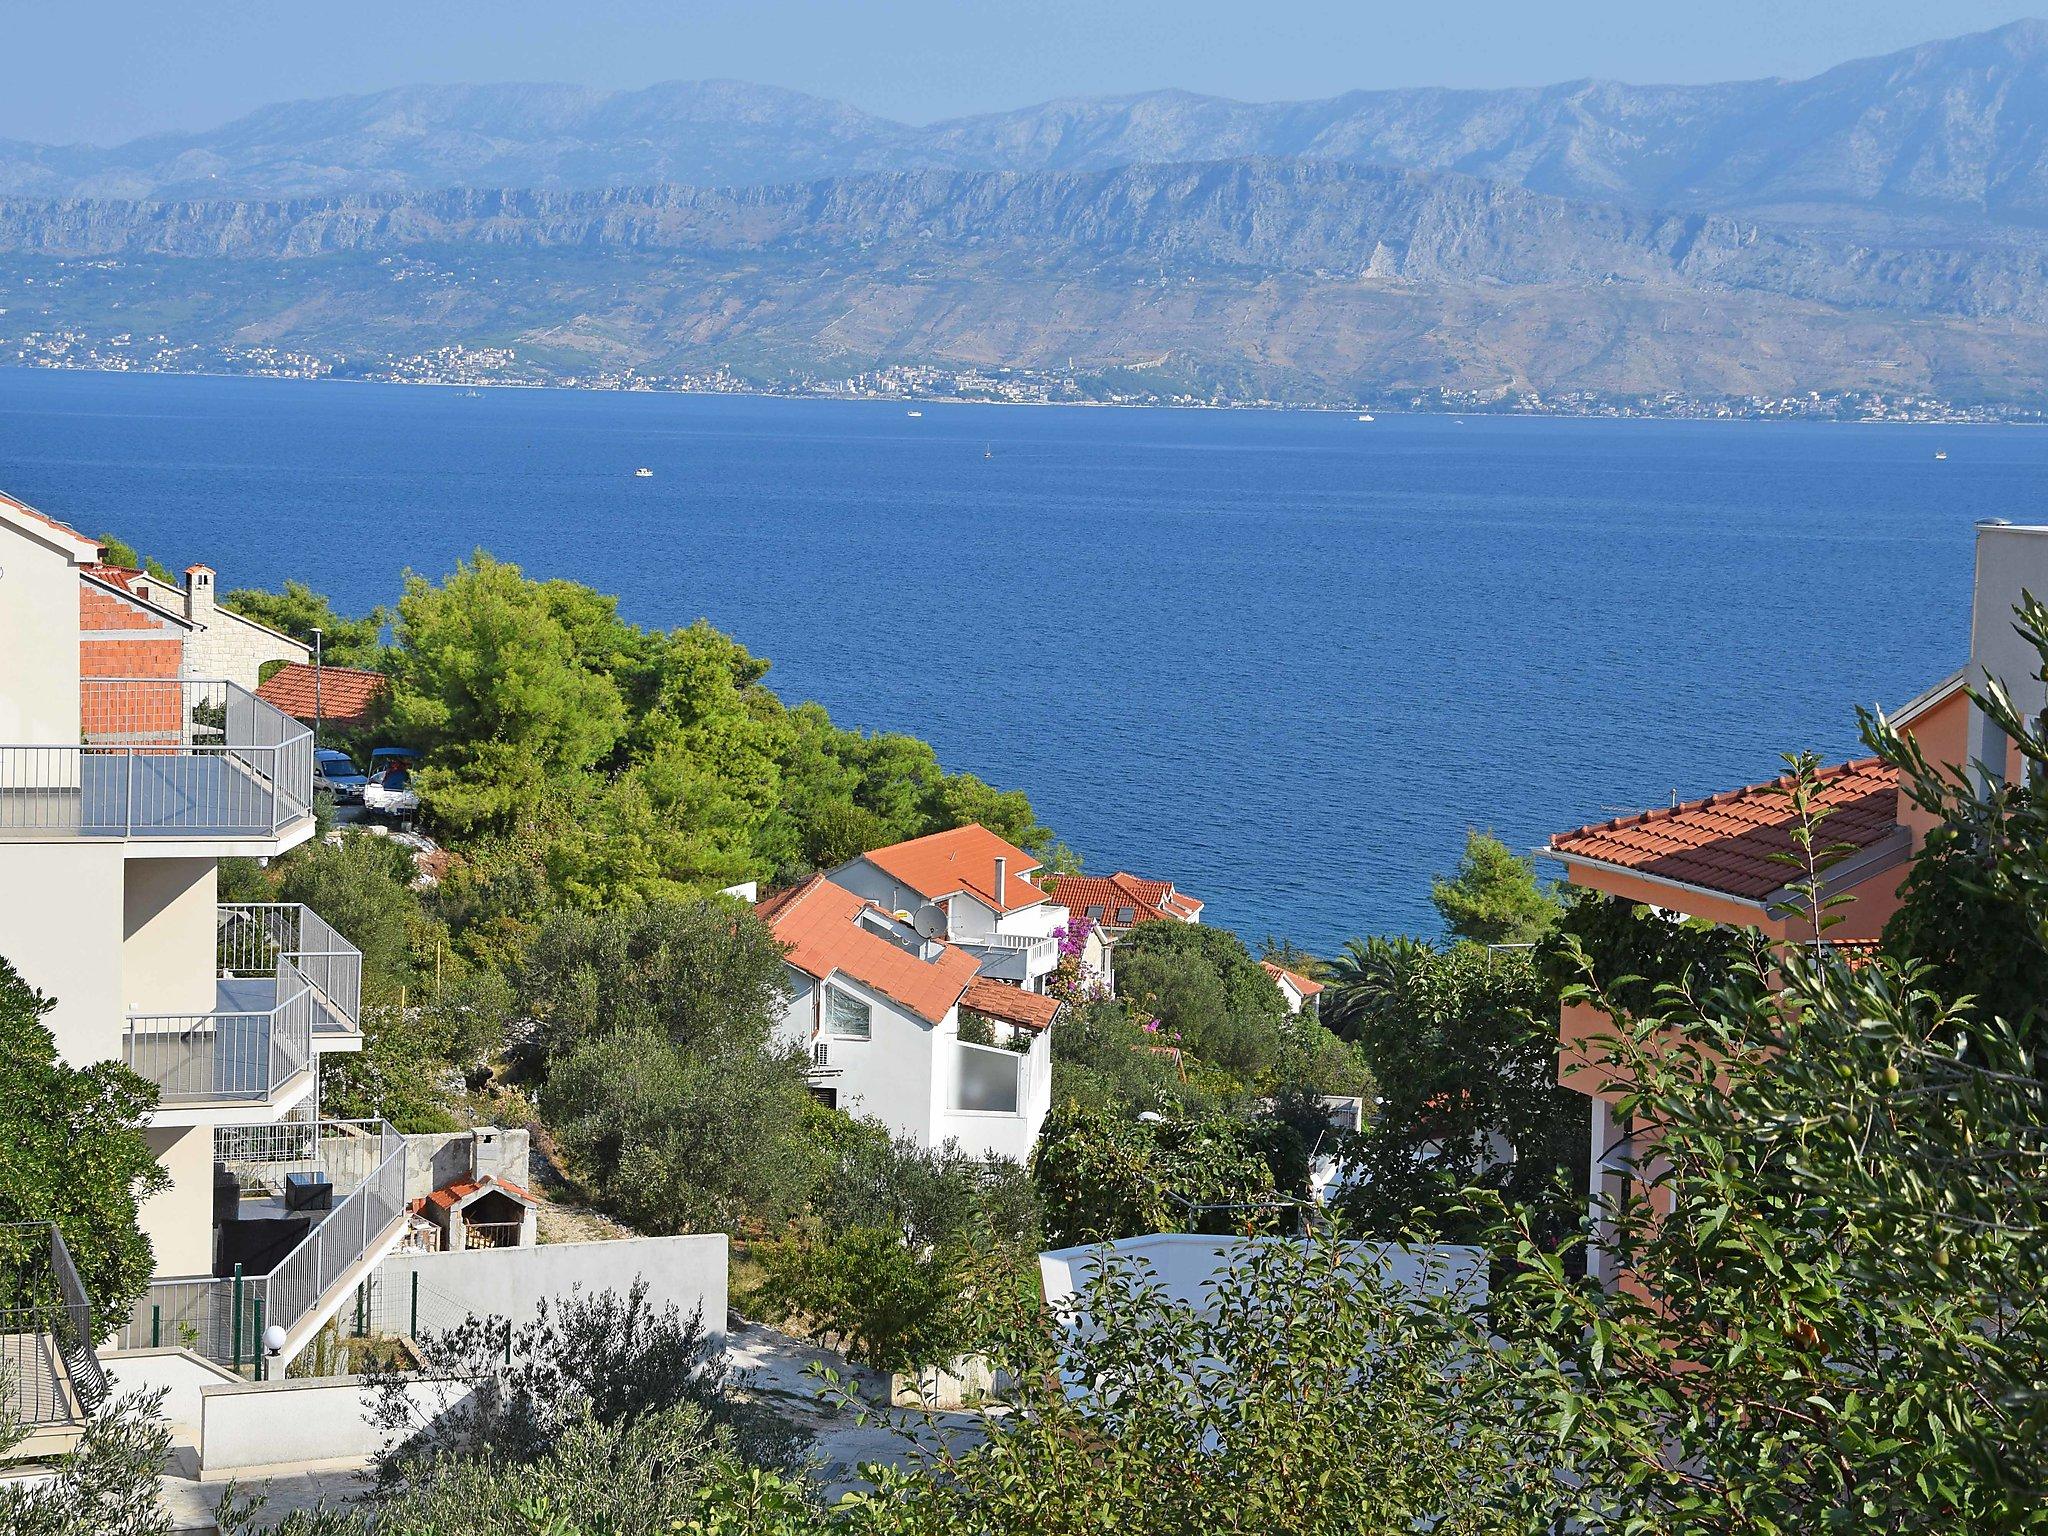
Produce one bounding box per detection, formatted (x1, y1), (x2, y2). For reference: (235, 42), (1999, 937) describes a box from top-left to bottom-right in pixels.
(1549, 758), (1903, 902)
(757, 874), (980, 1025)
(962, 976), (1061, 1032)
(256, 662), (389, 728)
(858, 824), (1047, 913)
(1049, 871), (1204, 928)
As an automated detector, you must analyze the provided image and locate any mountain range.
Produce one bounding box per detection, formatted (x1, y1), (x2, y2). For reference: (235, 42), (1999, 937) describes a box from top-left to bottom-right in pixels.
(7, 23), (2048, 407)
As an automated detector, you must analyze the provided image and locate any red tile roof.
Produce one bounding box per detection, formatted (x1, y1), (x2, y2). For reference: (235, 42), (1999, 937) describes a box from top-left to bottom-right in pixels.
(757, 874), (980, 1025)
(420, 1176), (537, 1214)
(962, 976), (1061, 1032)
(1049, 871), (1204, 928)
(1262, 960), (1325, 998)
(1549, 758), (1903, 902)
(256, 662), (389, 728)
(858, 824), (1047, 913)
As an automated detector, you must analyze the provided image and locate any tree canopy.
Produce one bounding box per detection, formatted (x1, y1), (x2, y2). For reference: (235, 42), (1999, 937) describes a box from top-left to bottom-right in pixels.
(1428, 829), (1560, 946)
(0, 957), (167, 1319)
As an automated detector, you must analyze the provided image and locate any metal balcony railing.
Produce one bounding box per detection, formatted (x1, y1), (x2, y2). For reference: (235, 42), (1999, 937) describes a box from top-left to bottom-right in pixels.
(0, 1222), (108, 1427)
(218, 902), (363, 1034)
(0, 678), (312, 840)
(119, 1120), (406, 1374)
(125, 957), (314, 1105)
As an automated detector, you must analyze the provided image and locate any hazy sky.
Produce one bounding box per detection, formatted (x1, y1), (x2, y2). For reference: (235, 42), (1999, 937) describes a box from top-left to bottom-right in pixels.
(6, 1), (2038, 145)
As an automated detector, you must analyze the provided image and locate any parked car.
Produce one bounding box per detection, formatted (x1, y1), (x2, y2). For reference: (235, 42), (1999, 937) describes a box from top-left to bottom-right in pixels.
(363, 746), (421, 822)
(313, 749), (367, 804)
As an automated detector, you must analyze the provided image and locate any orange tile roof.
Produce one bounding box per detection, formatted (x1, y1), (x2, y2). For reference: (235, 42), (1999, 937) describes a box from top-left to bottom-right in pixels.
(1549, 758), (1903, 902)
(859, 824), (1047, 913)
(256, 662), (389, 728)
(962, 976), (1061, 1032)
(1262, 960), (1325, 997)
(1049, 871), (1203, 928)
(757, 874), (980, 1025)
(421, 1176), (538, 1213)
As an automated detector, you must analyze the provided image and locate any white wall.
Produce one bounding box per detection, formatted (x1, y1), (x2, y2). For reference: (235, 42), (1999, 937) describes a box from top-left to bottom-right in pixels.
(1969, 523), (2048, 780)
(140, 1124), (216, 1277)
(812, 972), (938, 1144)
(932, 1022), (1049, 1162)
(0, 510), (84, 744)
(827, 858), (929, 923)
(377, 1235), (729, 1343)
(100, 1347), (245, 1444)
(199, 1374), (471, 1479)
(0, 840), (126, 1065)
(122, 857), (218, 1015)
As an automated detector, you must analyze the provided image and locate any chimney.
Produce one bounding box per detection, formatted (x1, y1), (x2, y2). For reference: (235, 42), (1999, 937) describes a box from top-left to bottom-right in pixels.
(184, 564), (215, 625)
(993, 856), (1007, 910)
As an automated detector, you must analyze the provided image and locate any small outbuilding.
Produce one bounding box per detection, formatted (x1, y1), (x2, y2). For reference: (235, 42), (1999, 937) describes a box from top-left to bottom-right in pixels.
(411, 1175), (539, 1252)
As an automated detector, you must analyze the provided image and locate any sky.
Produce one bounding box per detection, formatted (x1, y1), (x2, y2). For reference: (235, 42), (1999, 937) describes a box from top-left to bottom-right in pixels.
(4, 1), (2039, 146)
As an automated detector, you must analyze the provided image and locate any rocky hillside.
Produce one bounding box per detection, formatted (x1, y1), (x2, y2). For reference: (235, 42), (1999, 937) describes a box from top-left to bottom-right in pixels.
(5, 161), (2047, 324)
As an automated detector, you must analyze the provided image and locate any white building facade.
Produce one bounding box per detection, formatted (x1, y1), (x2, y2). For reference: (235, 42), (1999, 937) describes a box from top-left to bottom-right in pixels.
(0, 494), (394, 1379)
(758, 875), (1057, 1162)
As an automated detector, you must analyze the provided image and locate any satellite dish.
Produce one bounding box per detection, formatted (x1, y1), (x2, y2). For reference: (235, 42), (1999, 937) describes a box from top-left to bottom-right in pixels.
(912, 903), (948, 940)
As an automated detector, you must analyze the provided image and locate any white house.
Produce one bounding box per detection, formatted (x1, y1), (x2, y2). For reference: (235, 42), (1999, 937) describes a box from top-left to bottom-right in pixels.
(1261, 959), (1325, 1018)
(756, 874), (1058, 1161)
(828, 824), (1070, 991)
(0, 493), (392, 1390)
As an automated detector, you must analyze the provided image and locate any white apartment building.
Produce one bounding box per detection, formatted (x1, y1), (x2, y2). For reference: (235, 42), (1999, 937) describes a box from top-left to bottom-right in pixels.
(756, 873), (1058, 1161)
(0, 494), (398, 1381)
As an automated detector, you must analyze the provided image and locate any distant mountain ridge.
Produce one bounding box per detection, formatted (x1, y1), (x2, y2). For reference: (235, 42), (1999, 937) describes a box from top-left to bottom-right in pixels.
(7, 21), (2048, 237)
(6, 160), (2048, 325)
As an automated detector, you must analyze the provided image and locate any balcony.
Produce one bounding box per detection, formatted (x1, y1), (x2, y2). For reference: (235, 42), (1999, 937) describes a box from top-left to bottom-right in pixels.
(219, 902), (364, 1044)
(123, 905), (363, 1109)
(118, 1120), (407, 1374)
(0, 679), (313, 844)
(959, 929), (1061, 982)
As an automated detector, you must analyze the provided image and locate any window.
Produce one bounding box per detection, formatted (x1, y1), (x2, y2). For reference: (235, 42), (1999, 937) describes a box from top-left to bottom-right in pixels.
(954, 1040), (1022, 1114)
(826, 987), (872, 1041)
(1086, 905), (1104, 920)
(808, 1086), (839, 1110)
(1116, 907), (1137, 923)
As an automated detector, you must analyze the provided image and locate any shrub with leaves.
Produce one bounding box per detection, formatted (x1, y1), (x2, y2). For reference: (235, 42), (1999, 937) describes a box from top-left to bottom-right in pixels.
(366, 1281), (805, 1492)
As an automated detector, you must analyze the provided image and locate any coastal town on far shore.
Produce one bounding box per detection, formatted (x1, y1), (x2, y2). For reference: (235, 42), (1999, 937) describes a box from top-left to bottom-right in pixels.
(6, 322), (2042, 424)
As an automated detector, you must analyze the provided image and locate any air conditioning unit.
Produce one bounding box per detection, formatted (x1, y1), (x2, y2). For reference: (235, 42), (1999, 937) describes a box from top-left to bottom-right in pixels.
(812, 1041), (829, 1068)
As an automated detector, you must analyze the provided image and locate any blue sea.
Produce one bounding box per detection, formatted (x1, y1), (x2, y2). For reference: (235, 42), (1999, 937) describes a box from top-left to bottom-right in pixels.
(0, 370), (2019, 949)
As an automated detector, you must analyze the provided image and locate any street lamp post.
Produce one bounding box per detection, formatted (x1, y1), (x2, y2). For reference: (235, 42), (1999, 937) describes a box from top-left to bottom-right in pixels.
(310, 626), (324, 748)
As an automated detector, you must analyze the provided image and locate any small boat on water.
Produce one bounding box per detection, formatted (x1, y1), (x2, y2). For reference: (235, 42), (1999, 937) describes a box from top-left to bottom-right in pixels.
(634, 467), (654, 478)
(907, 410), (923, 418)
(1935, 450), (1949, 461)
(1356, 413), (1374, 422)
(984, 444), (993, 460)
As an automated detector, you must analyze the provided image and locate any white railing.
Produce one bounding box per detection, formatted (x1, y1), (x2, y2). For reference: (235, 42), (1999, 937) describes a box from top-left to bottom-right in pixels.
(218, 902), (363, 1032)
(0, 679), (312, 840)
(973, 932), (1060, 956)
(125, 957), (313, 1104)
(119, 1120), (406, 1374)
